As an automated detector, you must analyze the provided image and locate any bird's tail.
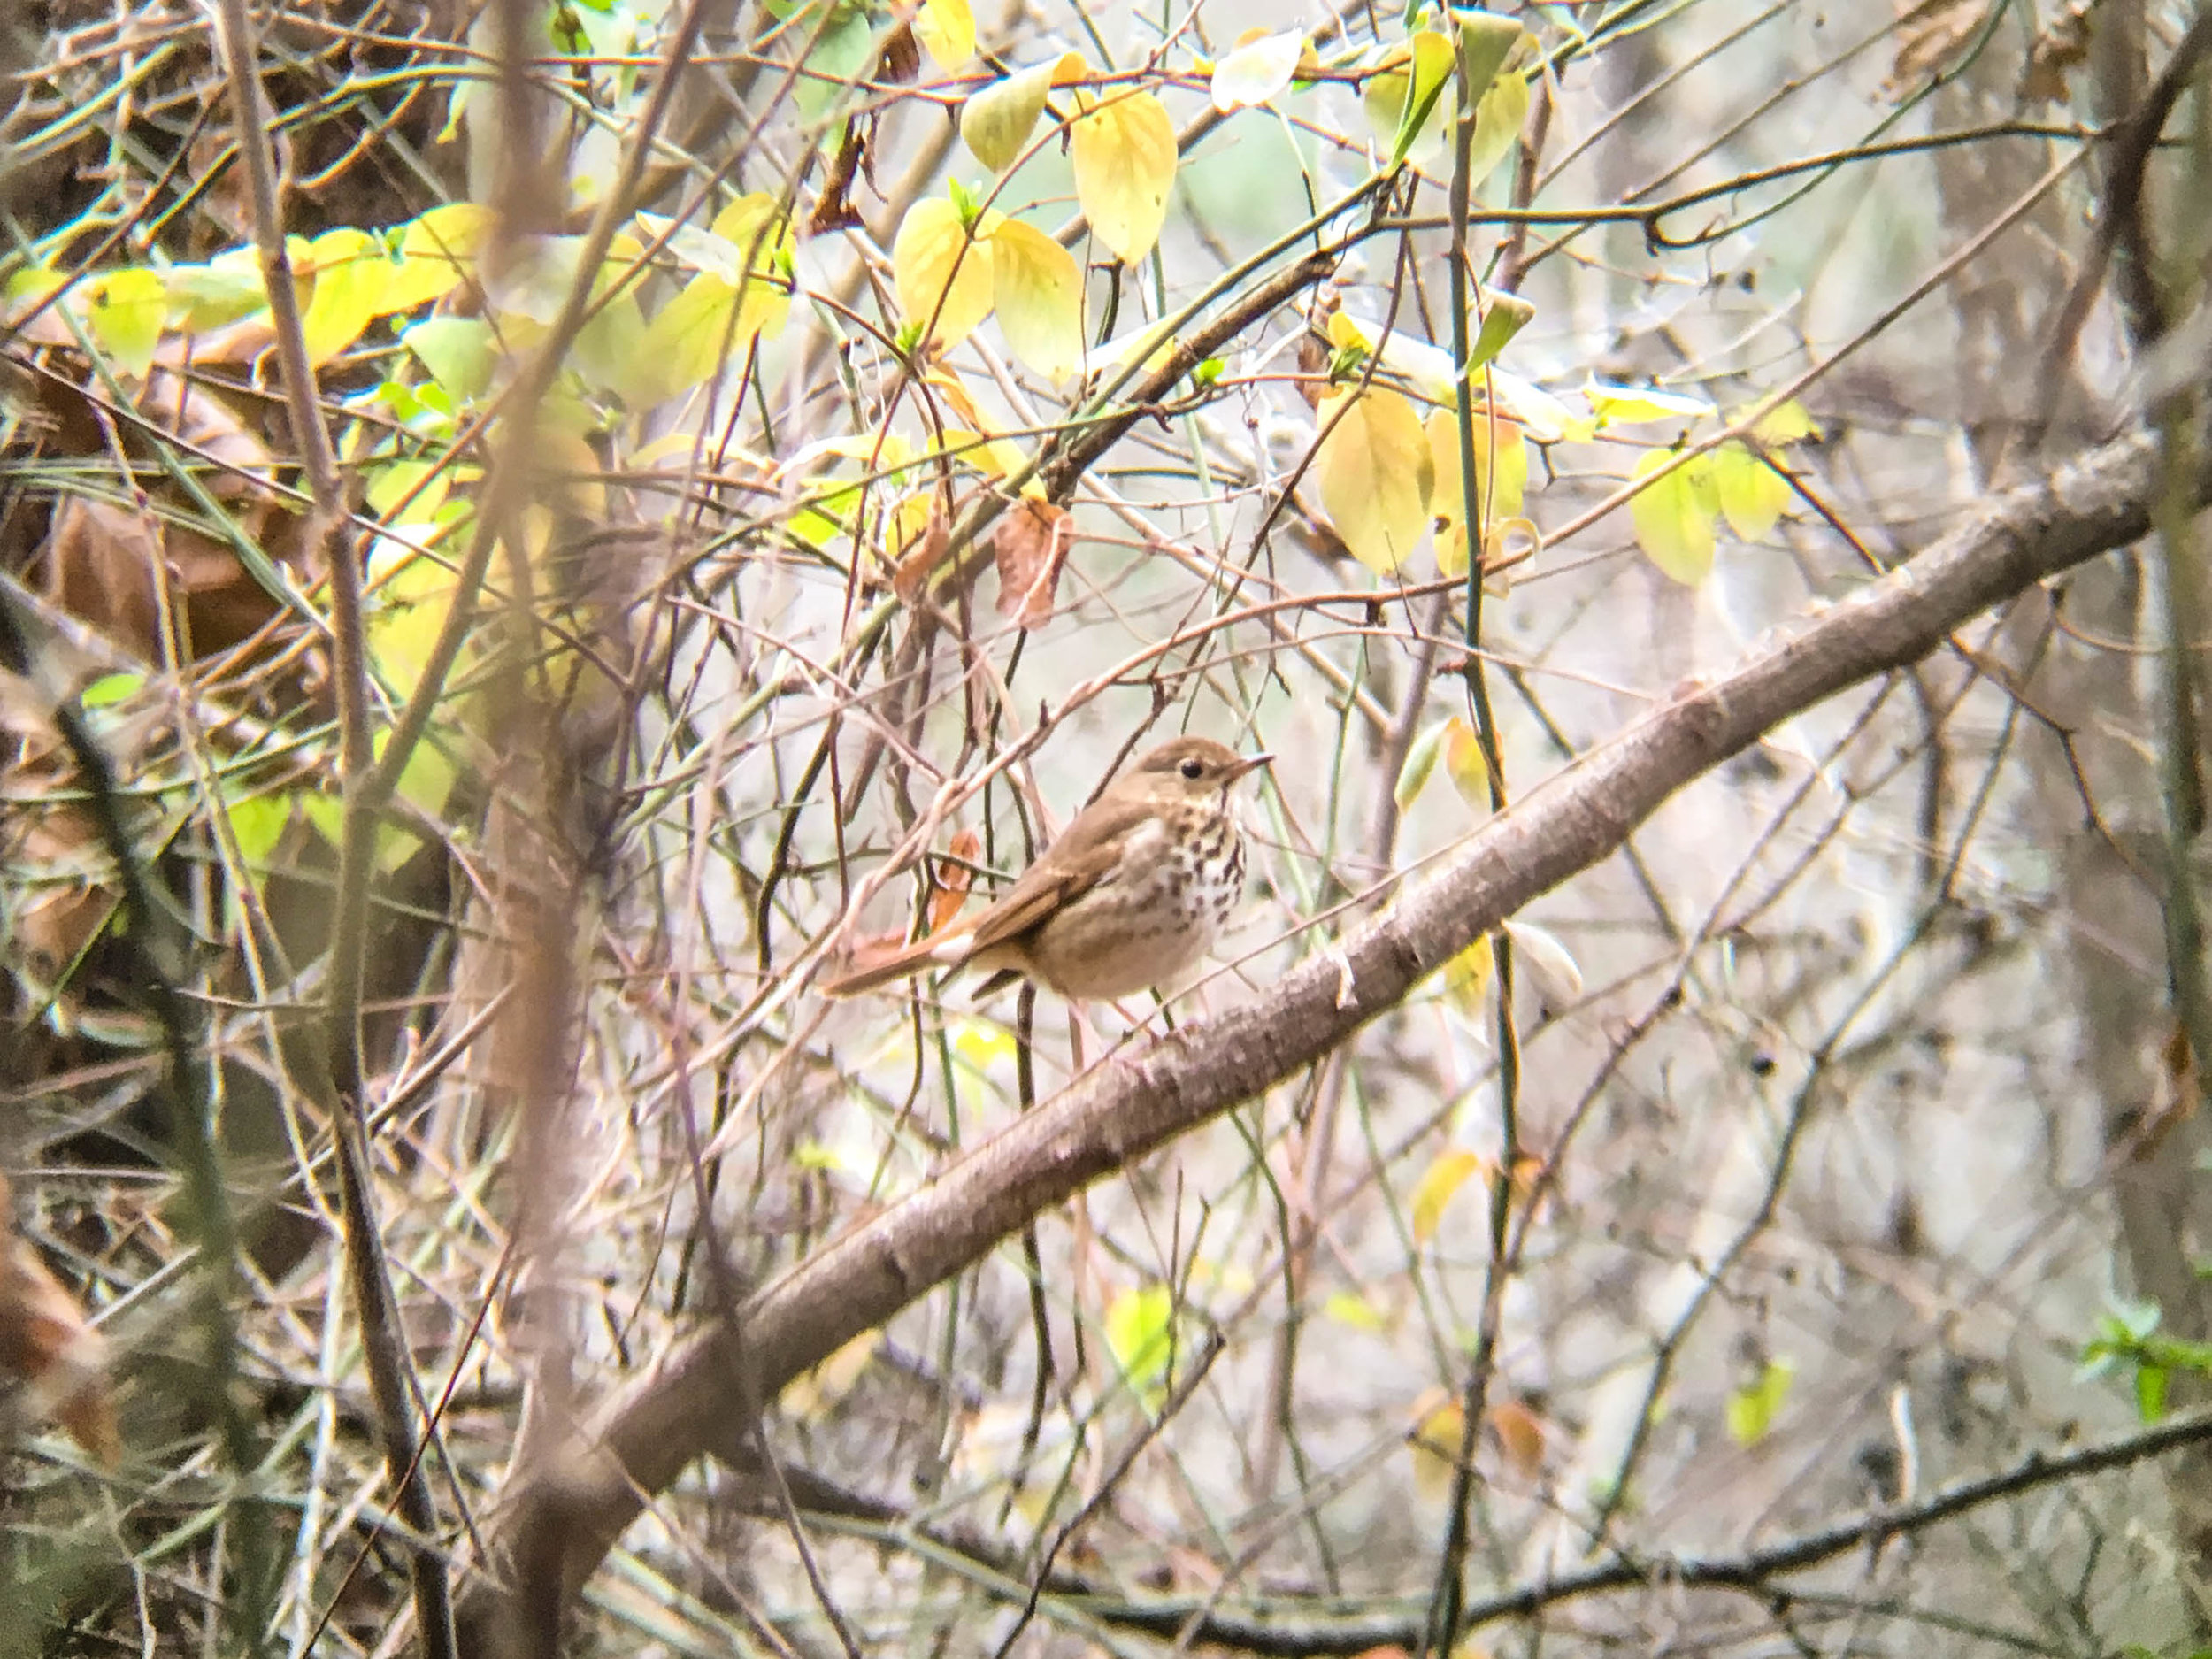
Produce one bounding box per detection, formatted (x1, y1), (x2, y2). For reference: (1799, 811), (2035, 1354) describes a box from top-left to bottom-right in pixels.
(819, 930), (964, 997)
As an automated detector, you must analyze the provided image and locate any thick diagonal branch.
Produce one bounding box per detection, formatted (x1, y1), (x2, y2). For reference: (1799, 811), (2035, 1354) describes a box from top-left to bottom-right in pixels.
(454, 426), (2169, 1648)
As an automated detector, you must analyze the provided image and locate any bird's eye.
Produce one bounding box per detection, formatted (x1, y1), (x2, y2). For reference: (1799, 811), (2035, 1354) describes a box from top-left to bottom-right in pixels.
(1179, 757), (1205, 780)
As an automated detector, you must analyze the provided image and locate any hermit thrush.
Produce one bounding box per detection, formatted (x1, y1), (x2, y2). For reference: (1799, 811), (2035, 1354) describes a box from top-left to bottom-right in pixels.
(822, 737), (1272, 1001)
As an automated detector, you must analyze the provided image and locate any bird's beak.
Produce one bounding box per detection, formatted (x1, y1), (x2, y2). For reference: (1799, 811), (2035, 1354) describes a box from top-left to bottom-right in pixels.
(1227, 752), (1274, 782)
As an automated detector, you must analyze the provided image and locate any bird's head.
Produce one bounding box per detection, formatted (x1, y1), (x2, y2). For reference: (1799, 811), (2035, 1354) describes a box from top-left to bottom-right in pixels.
(1125, 736), (1273, 801)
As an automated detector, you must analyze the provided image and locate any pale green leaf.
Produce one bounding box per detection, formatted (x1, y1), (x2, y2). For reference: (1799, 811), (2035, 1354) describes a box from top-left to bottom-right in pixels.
(1469, 291), (1534, 371)
(402, 316), (496, 401)
(1104, 1284), (1176, 1395)
(1630, 449), (1719, 586)
(960, 52), (1084, 173)
(1395, 718), (1449, 809)
(1725, 1356), (1795, 1446)
(1712, 441), (1792, 541)
(1463, 63), (1530, 189)
(1453, 10), (1524, 106)
(1503, 919), (1583, 1005)
(82, 269), (165, 376)
(1210, 29), (1305, 111)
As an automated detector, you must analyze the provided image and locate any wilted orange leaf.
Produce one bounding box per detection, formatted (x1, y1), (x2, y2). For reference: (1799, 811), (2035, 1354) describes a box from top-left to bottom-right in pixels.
(929, 828), (982, 932)
(993, 497), (1072, 628)
(1489, 1395), (1546, 1479)
(892, 503), (953, 603)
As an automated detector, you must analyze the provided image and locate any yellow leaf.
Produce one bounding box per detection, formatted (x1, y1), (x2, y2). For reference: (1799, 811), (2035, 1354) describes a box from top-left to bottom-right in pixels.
(1410, 1391), (1466, 1501)
(81, 269), (165, 377)
(1441, 717), (1489, 805)
(961, 52), (1086, 173)
(940, 426), (1040, 495)
(1586, 379), (1715, 426)
(1427, 409), (1526, 578)
(1410, 1148), (1483, 1246)
(1489, 367), (1594, 442)
(1725, 1356), (1794, 1446)
(381, 203), (491, 314)
(1749, 397), (1821, 444)
(987, 218), (1083, 380)
(914, 0), (974, 71)
(1712, 441), (1791, 541)
(1104, 1284), (1176, 1396)
(1071, 88), (1178, 264)
(624, 268), (784, 405)
(1395, 719), (1448, 809)
(298, 228), (388, 365)
(1210, 29), (1305, 111)
(1317, 387), (1434, 576)
(952, 1018), (1016, 1070)
(1324, 1291), (1390, 1333)
(1443, 933), (1493, 1015)
(893, 196), (995, 349)
(1630, 449), (1719, 586)
(710, 192), (796, 266)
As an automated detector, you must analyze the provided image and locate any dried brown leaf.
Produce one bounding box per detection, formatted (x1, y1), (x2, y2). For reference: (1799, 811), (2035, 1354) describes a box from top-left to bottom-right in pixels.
(992, 497), (1072, 629)
(2019, 2), (2094, 104)
(1488, 1396), (1547, 1479)
(891, 503), (953, 604)
(1885, 0), (1993, 96)
(927, 826), (982, 932)
(0, 1175), (119, 1465)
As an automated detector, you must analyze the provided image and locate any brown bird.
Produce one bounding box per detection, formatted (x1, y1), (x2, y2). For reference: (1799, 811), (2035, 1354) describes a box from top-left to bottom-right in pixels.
(822, 737), (1272, 1001)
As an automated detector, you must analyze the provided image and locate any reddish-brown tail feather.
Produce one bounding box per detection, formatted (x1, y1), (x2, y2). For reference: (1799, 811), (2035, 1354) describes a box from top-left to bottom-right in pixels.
(820, 931), (965, 997)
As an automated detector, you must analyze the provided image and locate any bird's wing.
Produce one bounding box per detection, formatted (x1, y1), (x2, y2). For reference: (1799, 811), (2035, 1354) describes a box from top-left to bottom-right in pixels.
(956, 795), (1158, 956)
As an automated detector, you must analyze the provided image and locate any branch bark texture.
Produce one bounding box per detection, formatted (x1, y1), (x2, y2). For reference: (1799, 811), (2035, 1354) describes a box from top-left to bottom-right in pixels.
(455, 426), (2169, 1647)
